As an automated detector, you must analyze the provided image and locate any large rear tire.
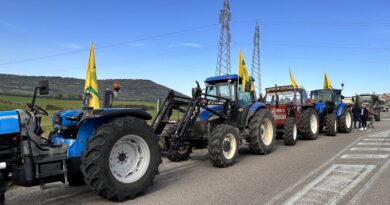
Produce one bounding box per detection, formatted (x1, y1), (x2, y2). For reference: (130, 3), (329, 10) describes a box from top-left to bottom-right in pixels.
(338, 110), (352, 133)
(66, 158), (85, 186)
(283, 117), (297, 146)
(324, 114), (337, 136)
(301, 108), (319, 140)
(162, 124), (191, 162)
(0, 173), (4, 205)
(80, 117), (160, 201)
(208, 125), (239, 168)
(247, 109), (276, 154)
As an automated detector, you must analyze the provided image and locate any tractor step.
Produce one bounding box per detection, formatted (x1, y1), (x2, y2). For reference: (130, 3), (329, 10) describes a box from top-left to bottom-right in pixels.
(34, 153), (66, 179)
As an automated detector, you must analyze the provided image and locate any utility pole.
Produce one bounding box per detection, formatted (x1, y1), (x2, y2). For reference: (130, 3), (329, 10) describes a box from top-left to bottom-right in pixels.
(215, 0), (231, 76)
(251, 21), (261, 95)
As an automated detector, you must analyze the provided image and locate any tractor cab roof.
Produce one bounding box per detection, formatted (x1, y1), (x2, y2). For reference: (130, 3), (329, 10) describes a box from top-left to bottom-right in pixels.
(311, 89), (342, 95)
(265, 85), (305, 93)
(204, 74), (255, 84)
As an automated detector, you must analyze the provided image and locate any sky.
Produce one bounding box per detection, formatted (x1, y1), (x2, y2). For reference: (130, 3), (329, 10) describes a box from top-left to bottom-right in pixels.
(0, 0), (389, 97)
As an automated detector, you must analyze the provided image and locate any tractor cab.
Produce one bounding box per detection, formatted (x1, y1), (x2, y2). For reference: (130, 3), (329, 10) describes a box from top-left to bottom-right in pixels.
(264, 85), (310, 127)
(311, 89), (343, 106)
(202, 74), (256, 126)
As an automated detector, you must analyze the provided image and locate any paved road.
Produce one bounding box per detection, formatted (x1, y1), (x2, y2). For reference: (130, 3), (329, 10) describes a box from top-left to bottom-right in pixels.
(5, 112), (390, 205)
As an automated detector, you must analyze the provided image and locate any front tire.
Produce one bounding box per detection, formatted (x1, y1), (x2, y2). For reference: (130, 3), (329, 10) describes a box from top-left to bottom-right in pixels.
(301, 108), (319, 140)
(375, 112), (381, 121)
(208, 125), (239, 168)
(338, 110), (352, 133)
(247, 109), (276, 154)
(283, 117), (297, 146)
(162, 124), (191, 162)
(81, 117), (160, 201)
(324, 114), (337, 136)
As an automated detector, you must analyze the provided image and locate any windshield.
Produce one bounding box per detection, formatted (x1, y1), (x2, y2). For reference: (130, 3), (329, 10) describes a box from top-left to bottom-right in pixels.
(312, 90), (332, 103)
(206, 83), (232, 101)
(359, 96), (372, 103)
(266, 91), (294, 105)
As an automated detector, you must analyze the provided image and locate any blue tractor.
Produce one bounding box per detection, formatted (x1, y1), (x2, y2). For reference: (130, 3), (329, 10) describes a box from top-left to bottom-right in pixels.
(0, 80), (160, 203)
(310, 88), (353, 135)
(153, 74), (276, 167)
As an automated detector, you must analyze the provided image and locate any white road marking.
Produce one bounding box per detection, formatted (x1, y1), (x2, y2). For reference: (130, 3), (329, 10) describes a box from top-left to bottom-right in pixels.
(265, 130), (390, 205)
(368, 134), (390, 138)
(283, 164), (376, 205)
(350, 147), (390, 151)
(363, 138), (390, 141)
(357, 142), (390, 146)
(348, 159), (390, 204)
(340, 154), (389, 159)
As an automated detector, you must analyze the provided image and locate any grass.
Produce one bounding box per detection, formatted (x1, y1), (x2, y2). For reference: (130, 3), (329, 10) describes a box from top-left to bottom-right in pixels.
(0, 94), (159, 136)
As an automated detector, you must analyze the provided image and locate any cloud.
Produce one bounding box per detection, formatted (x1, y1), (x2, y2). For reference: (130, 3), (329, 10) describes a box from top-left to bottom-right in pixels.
(0, 19), (25, 31)
(54, 42), (81, 50)
(169, 43), (203, 48)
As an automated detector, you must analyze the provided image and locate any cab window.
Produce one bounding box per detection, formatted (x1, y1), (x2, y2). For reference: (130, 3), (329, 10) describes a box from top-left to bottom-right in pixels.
(206, 83), (231, 101)
(238, 84), (253, 107)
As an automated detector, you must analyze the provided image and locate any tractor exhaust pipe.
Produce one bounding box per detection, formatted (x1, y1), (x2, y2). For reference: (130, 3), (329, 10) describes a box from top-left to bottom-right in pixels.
(0, 162), (6, 170)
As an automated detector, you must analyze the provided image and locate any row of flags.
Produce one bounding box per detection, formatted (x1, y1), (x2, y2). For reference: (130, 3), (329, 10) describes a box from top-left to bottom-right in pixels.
(289, 68), (333, 90)
(239, 49), (334, 93)
(84, 43), (335, 110)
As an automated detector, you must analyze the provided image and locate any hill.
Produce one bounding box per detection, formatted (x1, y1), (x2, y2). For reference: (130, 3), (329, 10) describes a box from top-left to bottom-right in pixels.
(0, 74), (186, 101)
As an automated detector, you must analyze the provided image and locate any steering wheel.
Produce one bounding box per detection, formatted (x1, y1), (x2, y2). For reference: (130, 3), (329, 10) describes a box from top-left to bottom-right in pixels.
(27, 103), (48, 116)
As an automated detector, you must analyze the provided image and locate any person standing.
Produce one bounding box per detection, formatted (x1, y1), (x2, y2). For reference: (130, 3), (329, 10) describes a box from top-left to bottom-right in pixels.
(352, 103), (361, 130)
(360, 104), (369, 130)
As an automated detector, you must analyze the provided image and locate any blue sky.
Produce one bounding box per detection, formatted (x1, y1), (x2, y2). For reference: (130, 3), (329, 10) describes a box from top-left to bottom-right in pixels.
(0, 0), (389, 96)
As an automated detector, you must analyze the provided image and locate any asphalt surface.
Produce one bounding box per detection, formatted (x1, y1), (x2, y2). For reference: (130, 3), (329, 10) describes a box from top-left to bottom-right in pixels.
(5, 112), (390, 205)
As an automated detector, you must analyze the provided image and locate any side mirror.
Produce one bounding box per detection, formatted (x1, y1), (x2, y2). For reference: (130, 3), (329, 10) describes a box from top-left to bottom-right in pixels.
(39, 80), (49, 95)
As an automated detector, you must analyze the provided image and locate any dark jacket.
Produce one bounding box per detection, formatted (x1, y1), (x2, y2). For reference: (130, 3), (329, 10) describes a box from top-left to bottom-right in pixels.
(360, 108), (369, 119)
(352, 105), (361, 119)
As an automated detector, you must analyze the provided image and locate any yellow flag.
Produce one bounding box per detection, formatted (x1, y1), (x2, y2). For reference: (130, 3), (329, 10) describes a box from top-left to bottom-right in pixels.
(289, 68), (299, 88)
(238, 49), (254, 92)
(84, 42), (100, 109)
(323, 72), (332, 90)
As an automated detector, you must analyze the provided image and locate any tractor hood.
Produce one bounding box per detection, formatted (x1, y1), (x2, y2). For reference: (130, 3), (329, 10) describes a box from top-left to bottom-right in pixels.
(0, 110), (20, 135)
(197, 104), (224, 122)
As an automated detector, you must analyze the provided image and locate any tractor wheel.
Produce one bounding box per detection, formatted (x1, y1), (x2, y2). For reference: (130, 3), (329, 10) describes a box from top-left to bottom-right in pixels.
(375, 112), (381, 121)
(247, 109), (276, 154)
(162, 124), (192, 162)
(66, 158), (84, 186)
(338, 110), (352, 133)
(208, 124), (239, 168)
(301, 108), (319, 140)
(0, 173), (4, 205)
(80, 117), (160, 201)
(324, 114), (337, 136)
(283, 117), (297, 146)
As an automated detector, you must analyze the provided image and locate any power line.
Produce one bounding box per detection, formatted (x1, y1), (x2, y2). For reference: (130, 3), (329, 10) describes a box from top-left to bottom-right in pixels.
(233, 42), (390, 50)
(0, 23), (218, 66)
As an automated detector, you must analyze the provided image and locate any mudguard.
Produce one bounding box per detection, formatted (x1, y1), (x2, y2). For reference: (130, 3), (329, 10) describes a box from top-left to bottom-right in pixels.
(0, 110), (20, 135)
(337, 103), (349, 118)
(245, 102), (268, 125)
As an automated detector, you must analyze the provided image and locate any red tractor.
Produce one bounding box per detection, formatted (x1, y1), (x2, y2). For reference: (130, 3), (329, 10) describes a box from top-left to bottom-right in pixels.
(264, 85), (319, 146)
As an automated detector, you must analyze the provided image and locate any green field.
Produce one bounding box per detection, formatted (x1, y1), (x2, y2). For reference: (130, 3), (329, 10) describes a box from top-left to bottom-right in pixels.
(0, 94), (159, 136)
